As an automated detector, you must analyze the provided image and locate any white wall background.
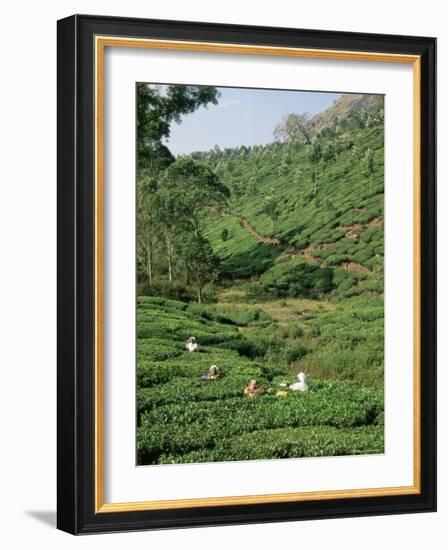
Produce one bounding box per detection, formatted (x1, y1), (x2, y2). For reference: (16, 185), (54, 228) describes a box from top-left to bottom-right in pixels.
(0, 1), (444, 547)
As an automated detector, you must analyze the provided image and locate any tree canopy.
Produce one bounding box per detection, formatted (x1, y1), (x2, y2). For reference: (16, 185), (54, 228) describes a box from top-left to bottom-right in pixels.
(137, 84), (220, 176)
(274, 113), (313, 144)
(181, 235), (220, 303)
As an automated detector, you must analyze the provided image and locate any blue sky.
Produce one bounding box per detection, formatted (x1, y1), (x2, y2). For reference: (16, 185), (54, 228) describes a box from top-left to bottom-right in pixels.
(165, 86), (342, 156)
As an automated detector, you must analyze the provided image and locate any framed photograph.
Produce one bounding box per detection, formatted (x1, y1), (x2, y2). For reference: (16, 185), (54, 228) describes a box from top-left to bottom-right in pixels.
(57, 14), (436, 534)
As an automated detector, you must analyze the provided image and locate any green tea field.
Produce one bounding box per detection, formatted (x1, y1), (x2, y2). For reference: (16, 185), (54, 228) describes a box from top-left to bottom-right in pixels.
(136, 89), (385, 465)
(137, 293), (384, 464)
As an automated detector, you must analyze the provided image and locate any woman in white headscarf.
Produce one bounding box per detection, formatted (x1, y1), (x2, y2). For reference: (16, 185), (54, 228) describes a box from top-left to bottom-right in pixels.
(288, 372), (309, 392)
(185, 336), (198, 352)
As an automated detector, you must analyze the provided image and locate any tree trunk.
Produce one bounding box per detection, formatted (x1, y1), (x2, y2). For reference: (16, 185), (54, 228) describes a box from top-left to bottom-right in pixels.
(166, 235), (173, 282)
(197, 286), (202, 304)
(314, 166), (318, 197)
(369, 173), (373, 195)
(146, 246), (152, 287)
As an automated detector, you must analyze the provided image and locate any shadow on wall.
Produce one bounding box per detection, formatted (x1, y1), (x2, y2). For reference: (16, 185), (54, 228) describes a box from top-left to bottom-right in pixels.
(25, 510), (56, 528)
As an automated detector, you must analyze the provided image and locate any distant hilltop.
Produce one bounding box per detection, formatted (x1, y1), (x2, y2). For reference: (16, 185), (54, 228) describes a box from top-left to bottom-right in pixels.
(310, 93), (384, 133)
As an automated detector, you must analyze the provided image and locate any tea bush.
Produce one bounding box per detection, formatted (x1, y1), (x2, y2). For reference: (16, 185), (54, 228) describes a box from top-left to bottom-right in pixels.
(137, 378), (383, 462)
(158, 425), (384, 464)
(136, 293), (384, 464)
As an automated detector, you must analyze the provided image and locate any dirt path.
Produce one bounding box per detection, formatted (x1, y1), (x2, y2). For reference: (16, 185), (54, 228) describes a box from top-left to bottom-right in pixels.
(209, 206), (282, 246)
(237, 217), (317, 262)
(216, 208), (374, 273)
(340, 261), (371, 273)
(337, 216), (382, 240)
(238, 218), (281, 245)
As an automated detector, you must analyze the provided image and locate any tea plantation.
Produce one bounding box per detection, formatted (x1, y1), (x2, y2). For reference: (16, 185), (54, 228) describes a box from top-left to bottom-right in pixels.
(136, 92), (385, 464)
(137, 295), (384, 464)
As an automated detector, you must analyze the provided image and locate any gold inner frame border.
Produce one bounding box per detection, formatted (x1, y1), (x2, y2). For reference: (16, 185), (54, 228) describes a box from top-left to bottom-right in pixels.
(94, 36), (421, 513)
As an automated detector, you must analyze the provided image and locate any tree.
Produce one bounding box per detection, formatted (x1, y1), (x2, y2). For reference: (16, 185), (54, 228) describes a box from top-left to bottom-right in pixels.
(221, 228), (230, 242)
(293, 167), (304, 186)
(137, 176), (158, 286)
(248, 174), (259, 195)
(322, 142), (336, 168)
(335, 133), (353, 154)
(151, 185), (193, 282)
(278, 159), (289, 177)
(233, 180), (244, 200)
(273, 113), (313, 144)
(148, 158), (229, 284)
(137, 83), (220, 176)
(362, 148), (375, 194)
(308, 137), (323, 197)
(350, 144), (364, 162)
(263, 192), (281, 235)
(181, 236), (220, 303)
(322, 197), (335, 212)
(158, 158), (229, 237)
(293, 167), (305, 203)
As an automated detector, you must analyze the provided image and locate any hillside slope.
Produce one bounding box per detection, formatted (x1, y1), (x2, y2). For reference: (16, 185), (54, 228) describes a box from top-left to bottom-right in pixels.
(194, 104), (384, 299)
(310, 93), (383, 132)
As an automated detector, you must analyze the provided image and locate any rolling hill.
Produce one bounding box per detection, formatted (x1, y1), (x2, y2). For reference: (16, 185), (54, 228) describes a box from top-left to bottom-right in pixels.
(310, 93), (383, 133)
(190, 94), (384, 300)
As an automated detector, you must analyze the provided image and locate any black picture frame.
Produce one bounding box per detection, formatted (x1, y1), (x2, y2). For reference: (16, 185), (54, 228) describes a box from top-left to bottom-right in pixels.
(57, 14), (436, 534)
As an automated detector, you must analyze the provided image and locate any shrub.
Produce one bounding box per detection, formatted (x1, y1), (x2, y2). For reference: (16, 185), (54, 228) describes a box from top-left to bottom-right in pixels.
(218, 337), (267, 359)
(187, 304), (271, 327)
(137, 383), (384, 463)
(137, 281), (193, 301)
(221, 228), (230, 241)
(283, 342), (308, 364)
(137, 375), (252, 413)
(279, 324), (304, 339)
(325, 254), (351, 266)
(260, 259), (333, 298)
(353, 246), (374, 264)
(332, 268), (364, 292)
(157, 425), (384, 464)
(361, 227), (381, 243)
